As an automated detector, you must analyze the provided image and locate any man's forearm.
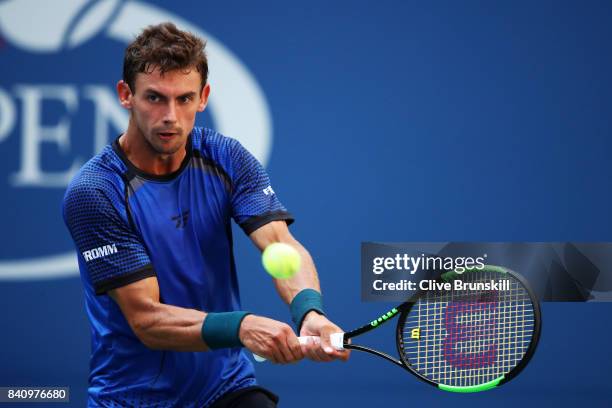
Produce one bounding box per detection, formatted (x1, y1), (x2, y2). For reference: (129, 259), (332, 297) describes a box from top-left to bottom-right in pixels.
(130, 301), (208, 351)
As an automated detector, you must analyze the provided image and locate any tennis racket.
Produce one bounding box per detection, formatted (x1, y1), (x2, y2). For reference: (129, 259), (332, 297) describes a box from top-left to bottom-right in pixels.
(256, 265), (541, 393)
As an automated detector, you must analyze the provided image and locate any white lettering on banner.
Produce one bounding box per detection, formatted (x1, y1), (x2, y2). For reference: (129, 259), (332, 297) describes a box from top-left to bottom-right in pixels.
(11, 85), (82, 187)
(0, 87), (16, 143)
(83, 86), (129, 153)
(0, 85), (128, 188)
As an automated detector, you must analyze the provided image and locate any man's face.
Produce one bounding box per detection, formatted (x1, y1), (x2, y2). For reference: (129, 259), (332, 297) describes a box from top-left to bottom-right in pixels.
(121, 66), (209, 156)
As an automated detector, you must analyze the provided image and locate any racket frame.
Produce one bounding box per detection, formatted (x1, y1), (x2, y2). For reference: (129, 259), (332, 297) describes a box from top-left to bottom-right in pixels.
(341, 265), (541, 392)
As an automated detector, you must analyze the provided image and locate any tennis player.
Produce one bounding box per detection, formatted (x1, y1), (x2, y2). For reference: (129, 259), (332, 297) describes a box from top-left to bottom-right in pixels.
(63, 22), (347, 408)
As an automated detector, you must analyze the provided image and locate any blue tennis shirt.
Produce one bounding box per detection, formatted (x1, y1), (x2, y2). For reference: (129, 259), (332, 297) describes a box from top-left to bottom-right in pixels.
(62, 127), (293, 407)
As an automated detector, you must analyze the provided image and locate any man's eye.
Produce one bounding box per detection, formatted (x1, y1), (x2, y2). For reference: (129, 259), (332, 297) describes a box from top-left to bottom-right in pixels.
(147, 94), (159, 102)
(180, 96), (192, 103)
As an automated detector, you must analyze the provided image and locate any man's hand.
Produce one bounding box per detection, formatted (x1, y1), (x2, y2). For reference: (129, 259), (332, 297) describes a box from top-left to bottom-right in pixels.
(238, 315), (304, 364)
(299, 312), (350, 362)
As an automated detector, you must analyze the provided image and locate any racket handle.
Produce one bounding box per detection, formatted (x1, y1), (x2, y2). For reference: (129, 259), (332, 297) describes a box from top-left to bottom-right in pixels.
(252, 333), (345, 362)
(330, 332), (345, 349)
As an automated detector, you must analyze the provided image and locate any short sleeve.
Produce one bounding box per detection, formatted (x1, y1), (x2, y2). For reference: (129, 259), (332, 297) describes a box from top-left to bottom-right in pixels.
(63, 180), (155, 295)
(228, 141), (294, 234)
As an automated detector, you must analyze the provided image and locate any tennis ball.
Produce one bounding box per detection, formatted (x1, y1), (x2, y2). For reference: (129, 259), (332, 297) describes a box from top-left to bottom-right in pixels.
(262, 243), (301, 279)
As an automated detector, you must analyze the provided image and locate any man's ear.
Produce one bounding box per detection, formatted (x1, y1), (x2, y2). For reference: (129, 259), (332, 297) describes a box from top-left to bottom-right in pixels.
(198, 83), (211, 112)
(117, 80), (133, 109)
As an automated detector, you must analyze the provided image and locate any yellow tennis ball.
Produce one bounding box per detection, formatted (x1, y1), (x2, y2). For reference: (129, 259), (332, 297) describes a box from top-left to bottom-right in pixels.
(262, 243), (301, 279)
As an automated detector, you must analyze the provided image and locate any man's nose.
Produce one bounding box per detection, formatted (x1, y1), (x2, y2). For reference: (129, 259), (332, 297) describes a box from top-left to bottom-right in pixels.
(163, 101), (177, 123)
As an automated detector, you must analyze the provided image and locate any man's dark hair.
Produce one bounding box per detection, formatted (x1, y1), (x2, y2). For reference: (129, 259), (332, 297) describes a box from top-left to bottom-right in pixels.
(123, 22), (208, 92)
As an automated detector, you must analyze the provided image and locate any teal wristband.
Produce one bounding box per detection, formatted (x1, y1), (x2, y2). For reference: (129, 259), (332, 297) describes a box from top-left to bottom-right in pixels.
(290, 289), (325, 331)
(201, 311), (251, 349)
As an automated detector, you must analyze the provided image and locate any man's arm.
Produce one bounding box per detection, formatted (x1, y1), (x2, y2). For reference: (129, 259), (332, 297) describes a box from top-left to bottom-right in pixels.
(109, 277), (207, 351)
(249, 221), (349, 362)
(109, 276), (304, 363)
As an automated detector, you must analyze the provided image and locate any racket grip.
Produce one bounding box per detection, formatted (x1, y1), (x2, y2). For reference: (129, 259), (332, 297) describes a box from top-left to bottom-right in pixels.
(252, 333), (345, 362)
(330, 332), (345, 350)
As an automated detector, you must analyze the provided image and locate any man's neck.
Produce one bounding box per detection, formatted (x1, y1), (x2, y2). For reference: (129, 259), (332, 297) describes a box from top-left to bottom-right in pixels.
(119, 124), (188, 176)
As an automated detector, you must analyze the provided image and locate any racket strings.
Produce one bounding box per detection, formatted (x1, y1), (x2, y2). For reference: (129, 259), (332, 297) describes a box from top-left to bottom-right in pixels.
(399, 270), (535, 387)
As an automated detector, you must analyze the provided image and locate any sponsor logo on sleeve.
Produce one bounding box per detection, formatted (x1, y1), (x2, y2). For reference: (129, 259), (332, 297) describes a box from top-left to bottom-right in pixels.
(82, 244), (118, 262)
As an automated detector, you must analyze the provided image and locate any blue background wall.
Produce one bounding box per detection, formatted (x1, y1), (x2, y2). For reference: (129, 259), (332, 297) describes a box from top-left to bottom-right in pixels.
(1, 1), (611, 406)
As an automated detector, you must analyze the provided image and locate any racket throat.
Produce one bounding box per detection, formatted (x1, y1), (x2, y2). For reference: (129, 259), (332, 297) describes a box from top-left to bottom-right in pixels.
(345, 344), (405, 370)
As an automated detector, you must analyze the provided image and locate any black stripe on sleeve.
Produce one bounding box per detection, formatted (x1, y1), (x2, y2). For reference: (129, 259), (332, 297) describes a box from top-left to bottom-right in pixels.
(94, 265), (156, 295)
(239, 211), (295, 235)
